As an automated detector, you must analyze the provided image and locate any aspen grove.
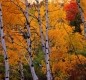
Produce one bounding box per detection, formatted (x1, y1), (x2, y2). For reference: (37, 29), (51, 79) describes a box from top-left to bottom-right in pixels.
(0, 0), (86, 80)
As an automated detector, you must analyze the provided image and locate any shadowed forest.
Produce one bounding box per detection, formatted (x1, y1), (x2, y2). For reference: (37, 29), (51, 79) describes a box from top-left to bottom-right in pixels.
(0, 0), (86, 80)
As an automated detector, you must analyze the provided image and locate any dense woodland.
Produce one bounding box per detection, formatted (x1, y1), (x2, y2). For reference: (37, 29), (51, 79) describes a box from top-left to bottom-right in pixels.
(0, 0), (86, 80)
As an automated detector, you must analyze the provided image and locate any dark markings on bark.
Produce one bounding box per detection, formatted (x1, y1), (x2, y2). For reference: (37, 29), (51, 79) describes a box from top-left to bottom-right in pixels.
(1, 27), (3, 29)
(5, 56), (8, 60)
(2, 36), (5, 39)
(31, 64), (34, 67)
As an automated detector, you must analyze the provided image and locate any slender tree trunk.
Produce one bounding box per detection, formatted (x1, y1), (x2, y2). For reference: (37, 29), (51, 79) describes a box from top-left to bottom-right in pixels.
(19, 62), (24, 80)
(36, 0), (52, 79)
(24, 0), (38, 80)
(76, 0), (86, 38)
(45, 0), (52, 80)
(19, 61), (24, 80)
(35, 0), (45, 55)
(0, 3), (9, 80)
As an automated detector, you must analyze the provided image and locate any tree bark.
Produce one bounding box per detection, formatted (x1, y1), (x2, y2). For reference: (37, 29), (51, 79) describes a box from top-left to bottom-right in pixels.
(0, 3), (9, 80)
(45, 0), (52, 80)
(76, 0), (86, 38)
(35, 0), (52, 80)
(35, 0), (45, 53)
(19, 61), (24, 80)
(24, 0), (38, 80)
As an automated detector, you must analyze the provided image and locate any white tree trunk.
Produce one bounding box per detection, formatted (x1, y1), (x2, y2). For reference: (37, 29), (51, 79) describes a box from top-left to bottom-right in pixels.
(76, 0), (86, 38)
(45, 0), (52, 80)
(35, 0), (45, 54)
(25, 0), (38, 80)
(0, 3), (9, 80)
(19, 61), (24, 80)
(36, 0), (52, 80)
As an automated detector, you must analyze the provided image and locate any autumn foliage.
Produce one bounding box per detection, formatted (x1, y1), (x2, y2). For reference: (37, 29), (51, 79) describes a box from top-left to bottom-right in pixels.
(0, 0), (86, 80)
(64, 2), (78, 21)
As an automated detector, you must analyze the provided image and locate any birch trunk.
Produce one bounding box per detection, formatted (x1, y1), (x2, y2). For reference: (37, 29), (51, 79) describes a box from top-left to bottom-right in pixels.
(35, 0), (52, 80)
(35, 0), (45, 55)
(76, 0), (86, 38)
(25, 0), (38, 80)
(0, 3), (9, 80)
(19, 61), (24, 80)
(45, 0), (52, 80)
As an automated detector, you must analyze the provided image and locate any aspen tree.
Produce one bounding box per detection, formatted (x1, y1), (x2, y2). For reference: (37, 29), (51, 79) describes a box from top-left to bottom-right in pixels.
(19, 61), (24, 80)
(24, 0), (38, 80)
(35, 0), (45, 54)
(35, 0), (52, 79)
(0, 3), (9, 80)
(76, 0), (86, 38)
(45, 0), (52, 80)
